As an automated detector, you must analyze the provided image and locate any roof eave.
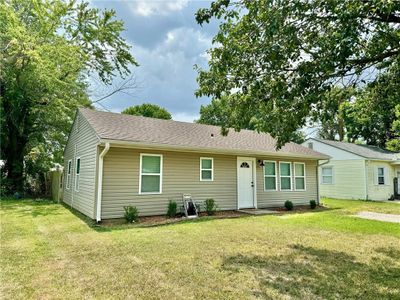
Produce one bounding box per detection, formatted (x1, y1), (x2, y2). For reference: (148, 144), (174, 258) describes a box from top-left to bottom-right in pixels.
(98, 138), (330, 160)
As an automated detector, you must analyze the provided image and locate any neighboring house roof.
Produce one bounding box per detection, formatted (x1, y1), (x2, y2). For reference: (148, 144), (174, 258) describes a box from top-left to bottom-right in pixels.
(79, 108), (328, 159)
(307, 138), (399, 161)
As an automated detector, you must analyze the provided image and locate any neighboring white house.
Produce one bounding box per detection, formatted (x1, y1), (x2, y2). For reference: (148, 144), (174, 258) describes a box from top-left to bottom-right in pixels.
(302, 138), (400, 201)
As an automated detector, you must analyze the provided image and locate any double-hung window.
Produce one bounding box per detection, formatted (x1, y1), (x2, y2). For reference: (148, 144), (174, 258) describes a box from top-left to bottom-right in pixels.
(321, 167), (333, 184)
(377, 167), (385, 185)
(264, 161), (277, 190)
(75, 157), (81, 192)
(66, 160), (72, 189)
(200, 157), (213, 181)
(279, 162), (292, 190)
(140, 154), (162, 194)
(294, 163), (306, 190)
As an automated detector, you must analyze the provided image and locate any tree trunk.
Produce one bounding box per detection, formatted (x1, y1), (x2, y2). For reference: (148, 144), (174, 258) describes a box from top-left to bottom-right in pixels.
(1, 84), (30, 194)
(338, 116), (345, 141)
(3, 125), (27, 193)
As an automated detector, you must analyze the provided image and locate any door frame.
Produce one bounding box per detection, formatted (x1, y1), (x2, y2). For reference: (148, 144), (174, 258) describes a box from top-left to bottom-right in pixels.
(237, 157), (257, 209)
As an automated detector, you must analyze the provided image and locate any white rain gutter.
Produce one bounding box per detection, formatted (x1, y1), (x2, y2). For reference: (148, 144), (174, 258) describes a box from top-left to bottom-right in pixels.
(96, 143), (110, 222)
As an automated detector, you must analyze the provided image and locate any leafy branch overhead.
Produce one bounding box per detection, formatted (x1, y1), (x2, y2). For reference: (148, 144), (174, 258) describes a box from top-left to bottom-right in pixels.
(1, 0), (137, 192)
(195, 0), (400, 147)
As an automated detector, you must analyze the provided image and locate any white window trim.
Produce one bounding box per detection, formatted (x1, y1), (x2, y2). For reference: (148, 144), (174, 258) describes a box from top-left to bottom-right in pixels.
(66, 160), (72, 190)
(376, 167), (386, 186)
(279, 161), (292, 191)
(263, 160), (278, 191)
(75, 157), (81, 192)
(294, 162), (306, 191)
(200, 157), (214, 181)
(321, 166), (334, 185)
(139, 153), (163, 195)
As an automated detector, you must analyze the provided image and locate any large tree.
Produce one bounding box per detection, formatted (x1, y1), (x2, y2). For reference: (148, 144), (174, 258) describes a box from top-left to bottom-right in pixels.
(195, 0), (400, 147)
(314, 87), (356, 141)
(341, 64), (400, 148)
(122, 103), (172, 120)
(197, 96), (305, 143)
(0, 0), (137, 193)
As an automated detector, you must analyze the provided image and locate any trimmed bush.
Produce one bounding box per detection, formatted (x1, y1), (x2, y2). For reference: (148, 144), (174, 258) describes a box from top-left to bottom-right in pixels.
(310, 200), (317, 209)
(204, 198), (218, 216)
(123, 206), (139, 223)
(284, 200), (293, 211)
(167, 200), (177, 218)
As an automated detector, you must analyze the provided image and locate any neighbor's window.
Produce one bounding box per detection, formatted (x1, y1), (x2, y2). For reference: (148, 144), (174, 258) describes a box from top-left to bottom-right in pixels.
(75, 157), (81, 191)
(307, 142), (313, 149)
(264, 161), (277, 191)
(279, 162), (292, 190)
(200, 157), (213, 181)
(294, 163), (306, 190)
(140, 154), (162, 193)
(321, 167), (333, 184)
(66, 160), (72, 189)
(377, 167), (385, 185)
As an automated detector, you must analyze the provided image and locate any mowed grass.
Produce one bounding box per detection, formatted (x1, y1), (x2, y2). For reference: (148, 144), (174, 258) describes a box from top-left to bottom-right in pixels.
(1, 198), (400, 299)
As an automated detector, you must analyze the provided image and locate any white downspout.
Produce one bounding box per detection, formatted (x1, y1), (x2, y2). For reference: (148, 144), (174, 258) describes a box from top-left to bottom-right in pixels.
(96, 143), (110, 222)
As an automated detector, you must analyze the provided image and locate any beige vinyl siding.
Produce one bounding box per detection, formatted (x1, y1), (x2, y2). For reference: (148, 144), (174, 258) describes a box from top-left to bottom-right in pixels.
(319, 160), (366, 200)
(101, 148), (237, 218)
(63, 111), (99, 218)
(366, 161), (395, 200)
(256, 158), (318, 207)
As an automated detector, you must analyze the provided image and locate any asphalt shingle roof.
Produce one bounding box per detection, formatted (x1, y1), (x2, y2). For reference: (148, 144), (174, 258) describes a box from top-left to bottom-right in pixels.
(80, 108), (329, 159)
(310, 138), (399, 160)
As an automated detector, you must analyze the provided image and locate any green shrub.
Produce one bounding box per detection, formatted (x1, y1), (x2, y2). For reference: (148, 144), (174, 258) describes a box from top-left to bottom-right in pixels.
(123, 206), (139, 223)
(310, 200), (317, 209)
(284, 200), (293, 211)
(204, 198), (218, 216)
(167, 200), (177, 218)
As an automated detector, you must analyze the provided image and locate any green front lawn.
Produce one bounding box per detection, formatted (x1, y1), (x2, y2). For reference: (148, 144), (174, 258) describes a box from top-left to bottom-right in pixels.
(1, 198), (399, 299)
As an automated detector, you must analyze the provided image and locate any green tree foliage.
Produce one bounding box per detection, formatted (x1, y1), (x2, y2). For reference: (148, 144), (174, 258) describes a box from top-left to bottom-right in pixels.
(195, 0), (400, 148)
(341, 65), (400, 148)
(122, 103), (172, 120)
(386, 105), (400, 152)
(314, 87), (356, 141)
(0, 0), (137, 193)
(197, 96), (305, 143)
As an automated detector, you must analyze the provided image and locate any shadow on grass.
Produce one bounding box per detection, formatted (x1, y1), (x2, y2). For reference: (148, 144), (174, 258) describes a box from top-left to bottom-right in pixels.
(222, 244), (400, 299)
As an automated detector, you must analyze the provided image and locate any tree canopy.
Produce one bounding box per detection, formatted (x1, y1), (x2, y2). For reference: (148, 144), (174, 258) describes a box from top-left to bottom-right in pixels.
(195, 0), (400, 148)
(197, 96), (305, 143)
(341, 64), (400, 149)
(0, 0), (137, 193)
(122, 103), (172, 120)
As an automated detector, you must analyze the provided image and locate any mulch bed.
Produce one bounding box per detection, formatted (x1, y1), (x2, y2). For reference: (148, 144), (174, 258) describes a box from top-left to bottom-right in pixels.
(100, 206), (328, 227)
(275, 205), (327, 212)
(100, 210), (245, 227)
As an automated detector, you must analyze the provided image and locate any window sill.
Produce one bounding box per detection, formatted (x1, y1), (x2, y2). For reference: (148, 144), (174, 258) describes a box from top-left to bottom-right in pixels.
(139, 192), (162, 195)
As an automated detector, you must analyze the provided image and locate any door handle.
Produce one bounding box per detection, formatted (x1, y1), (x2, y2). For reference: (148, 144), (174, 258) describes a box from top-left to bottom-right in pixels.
(251, 181), (254, 187)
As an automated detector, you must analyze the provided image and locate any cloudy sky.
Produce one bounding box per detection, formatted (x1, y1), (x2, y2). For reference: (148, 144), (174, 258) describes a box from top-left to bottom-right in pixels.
(90, 0), (218, 122)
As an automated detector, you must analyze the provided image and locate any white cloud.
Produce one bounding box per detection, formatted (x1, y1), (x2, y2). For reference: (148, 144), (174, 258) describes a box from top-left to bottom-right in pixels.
(173, 112), (199, 122)
(102, 27), (212, 114)
(130, 0), (188, 16)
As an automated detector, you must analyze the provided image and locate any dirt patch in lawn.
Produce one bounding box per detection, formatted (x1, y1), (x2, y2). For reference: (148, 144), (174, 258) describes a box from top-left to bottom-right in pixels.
(100, 210), (246, 227)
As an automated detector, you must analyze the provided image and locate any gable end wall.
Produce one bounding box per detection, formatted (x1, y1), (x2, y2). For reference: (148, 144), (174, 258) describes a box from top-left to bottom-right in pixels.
(63, 111), (99, 218)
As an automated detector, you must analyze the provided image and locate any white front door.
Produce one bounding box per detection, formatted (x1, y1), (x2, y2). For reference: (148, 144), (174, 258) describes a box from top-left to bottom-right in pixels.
(237, 158), (255, 208)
